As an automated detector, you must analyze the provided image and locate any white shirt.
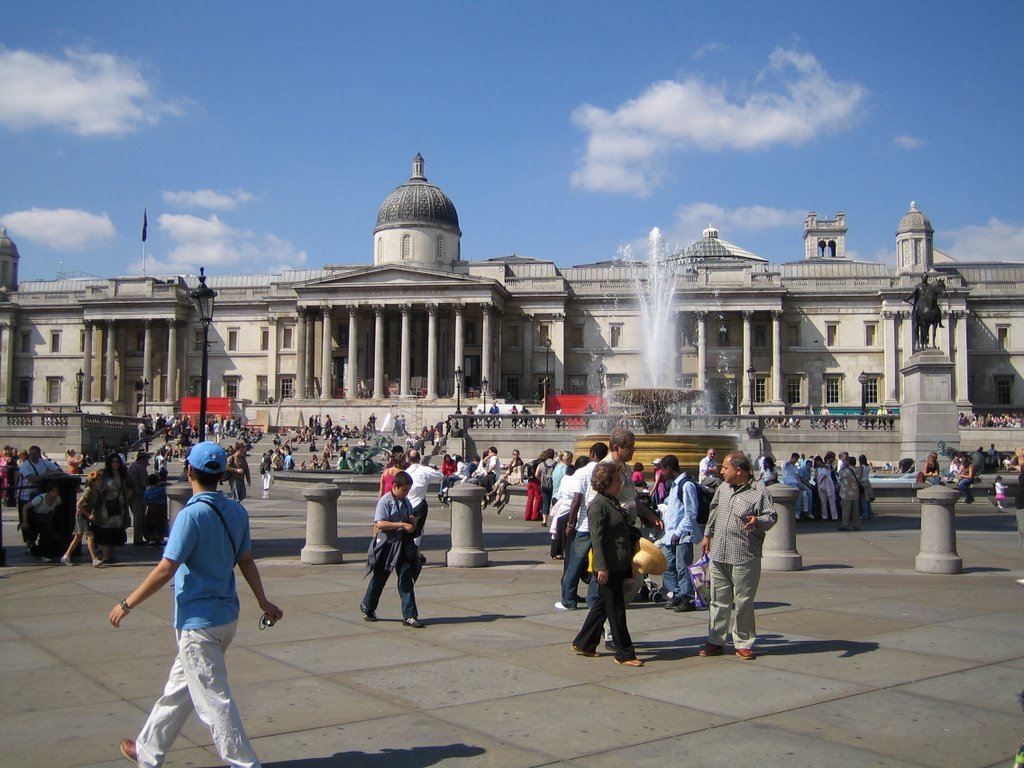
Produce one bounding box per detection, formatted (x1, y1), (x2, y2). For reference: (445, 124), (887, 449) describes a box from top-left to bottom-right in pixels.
(405, 462), (443, 508)
(699, 455), (717, 479)
(572, 461), (599, 533)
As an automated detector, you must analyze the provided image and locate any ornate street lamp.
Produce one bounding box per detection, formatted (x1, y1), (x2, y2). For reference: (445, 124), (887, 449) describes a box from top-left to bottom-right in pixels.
(454, 366), (463, 415)
(75, 368), (85, 413)
(191, 267), (217, 442)
(543, 337), (552, 405)
(858, 371), (869, 416)
(746, 366), (756, 416)
(481, 376), (488, 407)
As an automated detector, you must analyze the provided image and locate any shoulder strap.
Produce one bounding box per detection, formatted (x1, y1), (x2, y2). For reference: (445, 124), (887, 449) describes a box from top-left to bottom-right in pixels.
(191, 498), (241, 565)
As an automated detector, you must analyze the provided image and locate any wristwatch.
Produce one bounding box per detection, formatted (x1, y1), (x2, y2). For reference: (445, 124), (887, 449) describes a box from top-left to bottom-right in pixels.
(119, 600), (131, 612)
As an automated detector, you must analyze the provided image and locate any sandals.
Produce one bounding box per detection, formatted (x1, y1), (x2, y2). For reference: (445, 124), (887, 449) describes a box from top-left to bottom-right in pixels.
(571, 644), (599, 657)
(614, 658), (645, 667)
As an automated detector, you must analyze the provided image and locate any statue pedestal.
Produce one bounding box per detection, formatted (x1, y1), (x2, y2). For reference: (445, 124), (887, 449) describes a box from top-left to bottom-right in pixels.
(899, 349), (959, 465)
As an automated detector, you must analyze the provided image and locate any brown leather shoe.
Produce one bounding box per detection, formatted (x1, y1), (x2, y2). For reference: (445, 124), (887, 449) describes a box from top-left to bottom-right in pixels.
(735, 648), (756, 660)
(119, 738), (140, 765)
(698, 643), (724, 657)
(571, 644), (599, 657)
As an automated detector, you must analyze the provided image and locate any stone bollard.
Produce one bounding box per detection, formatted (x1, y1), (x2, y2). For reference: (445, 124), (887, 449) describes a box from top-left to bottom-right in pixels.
(301, 483), (343, 565)
(447, 482), (488, 567)
(915, 484), (962, 574)
(764, 484), (802, 571)
(166, 483), (193, 526)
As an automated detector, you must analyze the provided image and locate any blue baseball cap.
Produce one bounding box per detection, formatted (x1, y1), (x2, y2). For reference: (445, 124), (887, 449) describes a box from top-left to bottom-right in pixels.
(186, 442), (228, 474)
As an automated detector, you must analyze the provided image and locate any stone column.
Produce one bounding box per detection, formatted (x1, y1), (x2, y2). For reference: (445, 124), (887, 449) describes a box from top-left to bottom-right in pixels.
(81, 321), (94, 403)
(166, 482), (192, 526)
(447, 482), (488, 567)
(696, 312), (707, 391)
(399, 303), (411, 397)
(900, 310), (913, 366)
(952, 310), (970, 406)
(306, 311), (317, 395)
(301, 483), (343, 564)
(167, 321), (179, 404)
(553, 312), (566, 394)
(295, 308), (307, 399)
(266, 316), (278, 401)
(346, 305), (358, 398)
(104, 321), (116, 403)
(914, 484), (962, 574)
(426, 303), (438, 398)
(481, 305), (492, 386)
(0, 322), (10, 404)
(763, 484), (802, 571)
(882, 310), (898, 404)
(741, 311), (753, 411)
(142, 320), (153, 403)
(522, 313), (534, 395)
(771, 310), (783, 404)
(373, 304), (385, 398)
(321, 305), (332, 400)
(453, 303), (465, 375)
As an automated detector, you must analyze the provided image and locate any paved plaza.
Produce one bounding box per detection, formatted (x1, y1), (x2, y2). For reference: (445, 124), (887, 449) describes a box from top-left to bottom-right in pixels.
(1, 482), (1023, 768)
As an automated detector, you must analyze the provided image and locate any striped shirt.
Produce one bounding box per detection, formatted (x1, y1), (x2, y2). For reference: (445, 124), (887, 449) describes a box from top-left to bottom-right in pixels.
(704, 480), (777, 565)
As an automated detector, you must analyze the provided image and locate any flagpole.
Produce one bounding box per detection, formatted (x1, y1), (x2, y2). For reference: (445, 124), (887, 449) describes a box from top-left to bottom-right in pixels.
(142, 208), (148, 276)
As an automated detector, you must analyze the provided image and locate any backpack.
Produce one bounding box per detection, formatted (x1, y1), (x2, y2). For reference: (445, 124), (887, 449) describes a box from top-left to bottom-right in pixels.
(677, 476), (714, 526)
(271, 452), (284, 471)
(540, 460), (555, 492)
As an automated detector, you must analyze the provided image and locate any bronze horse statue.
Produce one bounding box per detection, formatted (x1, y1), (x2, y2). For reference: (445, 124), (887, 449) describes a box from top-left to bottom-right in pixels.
(905, 275), (947, 350)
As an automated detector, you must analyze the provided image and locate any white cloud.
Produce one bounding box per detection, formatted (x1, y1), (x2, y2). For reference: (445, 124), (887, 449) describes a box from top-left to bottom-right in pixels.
(0, 47), (182, 136)
(693, 42), (726, 59)
(162, 189), (256, 210)
(1, 208), (116, 250)
(139, 213), (307, 274)
(571, 48), (868, 195)
(943, 217), (1024, 262)
(894, 134), (924, 150)
(674, 202), (805, 238)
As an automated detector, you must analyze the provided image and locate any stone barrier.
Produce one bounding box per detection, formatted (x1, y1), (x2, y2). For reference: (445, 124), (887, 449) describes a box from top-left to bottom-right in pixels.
(914, 484), (962, 574)
(301, 483), (343, 565)
(447, 482), (487, 567)
(764, 484), (802, 571)
(166, 483), (192, 525)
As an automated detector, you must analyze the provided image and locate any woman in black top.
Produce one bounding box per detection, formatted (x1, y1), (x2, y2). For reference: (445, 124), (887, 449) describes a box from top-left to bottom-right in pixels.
(571, 461), (643, 666)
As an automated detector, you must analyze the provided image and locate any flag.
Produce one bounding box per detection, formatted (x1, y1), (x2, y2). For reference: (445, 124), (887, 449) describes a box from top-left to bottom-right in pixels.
(142, 208), (148, 242)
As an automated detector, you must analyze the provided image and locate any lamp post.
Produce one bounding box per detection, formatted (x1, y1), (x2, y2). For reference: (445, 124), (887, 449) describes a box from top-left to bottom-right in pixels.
(858, 371), (868, 416)
(75, 368), (85, 413)
(746, 366), (756, 416)
(481, 376), (488, 408)
(543, 337), (552, 407)
(191, 267), (217, 442)
(454, 366), (463, 414)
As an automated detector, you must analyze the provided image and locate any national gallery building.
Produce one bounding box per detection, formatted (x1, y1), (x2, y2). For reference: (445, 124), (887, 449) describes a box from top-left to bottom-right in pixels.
(1, 154), (1022, 427)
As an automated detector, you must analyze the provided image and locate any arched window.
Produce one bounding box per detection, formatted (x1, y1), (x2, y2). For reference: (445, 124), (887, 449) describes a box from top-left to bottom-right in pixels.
(817, 240), (827, 257)
(435, 235), (444, 262)
(402, 234), (412, 261)
(376, 237), (383, 263)
(828, 240), (837, 258)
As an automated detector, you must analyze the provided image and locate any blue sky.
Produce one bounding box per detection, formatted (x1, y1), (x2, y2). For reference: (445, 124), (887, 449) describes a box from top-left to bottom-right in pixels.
(3, 2), (1023, 283)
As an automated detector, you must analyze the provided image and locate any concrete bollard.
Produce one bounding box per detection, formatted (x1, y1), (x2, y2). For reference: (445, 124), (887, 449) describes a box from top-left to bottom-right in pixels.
(764, 484), (802, 571)
(447, 482), (488, 567)
(915, 484), (962, 574)
(301, 483), (343, 565)
(166, 483), (193, 526)
(1017, 510), (1024, 550)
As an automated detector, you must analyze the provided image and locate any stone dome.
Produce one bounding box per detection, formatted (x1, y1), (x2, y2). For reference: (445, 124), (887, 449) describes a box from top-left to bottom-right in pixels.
(897, 201), (933, 234)
(0, 227), (20, 260)
(375, 154), (461, 236)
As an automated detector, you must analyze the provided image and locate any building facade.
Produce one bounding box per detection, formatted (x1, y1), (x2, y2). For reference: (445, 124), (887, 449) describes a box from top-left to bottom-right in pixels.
(1, 155), (1022, 427)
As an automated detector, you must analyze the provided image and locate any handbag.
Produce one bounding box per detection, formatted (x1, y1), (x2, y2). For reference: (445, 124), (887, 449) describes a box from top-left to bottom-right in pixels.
(687, 554), (711, 608)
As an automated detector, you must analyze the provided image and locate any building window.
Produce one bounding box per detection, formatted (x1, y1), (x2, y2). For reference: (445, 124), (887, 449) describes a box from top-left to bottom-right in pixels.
(505, 375), (520, 400)
(718, 322), (729, 347)
(538, 324), (550, 345)
(570, 325), (584, 349)
(567, 374), (587, 395)
(282, 327), (294, 349)
(80, 330), (86, 352)
(257, 376), (269, 402)
(997, 325), (1009, 350)
(754, 326), (767, 349)
(466, 321), (477, 345)
(786, 377), (802, 405)
(376, 237), (383, 263)
(682, 376), (695, 389)
(507, 324), (520, 348)
(825, 376), (841, 404)
(136, 330), (145, 352)
(435, 235), (444, 262)
(864, 322), (877, 347)
(20, 332), (30, 353)
(224, 377), (240, 399)
(995, 376), (1013, 406)
(188, 377), (201, 397)
(228, 329), (239, 352)
(279, 377), (294, 400)
(606, 373), (627, 389)
(46, 377), (61, 404)
(193, 331), (204, 351)
(864, 377), (879, 404)
(50, 331), (61, 353)
(826, 323), (838, 347)
(610, 324), (623, 348)
(260, 328), (269, 351)
(680, 316), (697, 347)
(786, 323), (800, 347)
(754, 377), (767, 403)
(401, 234), (412, 261)
(17, 378), (30, 403)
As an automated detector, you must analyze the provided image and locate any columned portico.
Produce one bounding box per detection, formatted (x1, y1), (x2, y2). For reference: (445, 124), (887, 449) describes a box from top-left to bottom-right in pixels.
(320, 305), (332, 400)
(481, 306), (492, 386)
(373, 304), (385, 398)
(103, 320), (116, 403)
(453, 304), (465, 374)
(0, 322), (13, 403)
(346, 306), (358, 398)
(400, 304), (411, 396)
(295, 308), (307, 399)
(771, 310), (783, 404)
(81, 321), (94, 402)
(426, 304), (438, 398)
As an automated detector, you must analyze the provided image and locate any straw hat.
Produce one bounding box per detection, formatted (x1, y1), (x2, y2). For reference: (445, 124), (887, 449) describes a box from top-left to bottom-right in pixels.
(633, 536), (668, 576)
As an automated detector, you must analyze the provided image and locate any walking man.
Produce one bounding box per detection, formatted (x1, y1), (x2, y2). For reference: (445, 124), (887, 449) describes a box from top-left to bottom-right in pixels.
(109, 441), (283, 767)
(698, 451), (777, 660)
(656, 454), (700, 612)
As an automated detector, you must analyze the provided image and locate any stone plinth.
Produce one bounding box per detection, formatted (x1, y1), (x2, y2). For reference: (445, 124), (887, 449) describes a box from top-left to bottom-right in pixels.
(166, 483), (193, 525)
(764, 484), (802, 571)
(447, 482), (488, 567)
(899, 348), (959, 466)
(915, 484), (962, 574)
(301, 483), (343, 565)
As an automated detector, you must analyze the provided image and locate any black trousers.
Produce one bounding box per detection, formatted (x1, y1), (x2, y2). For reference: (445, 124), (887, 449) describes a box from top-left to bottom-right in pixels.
(572, 568), (636, 662)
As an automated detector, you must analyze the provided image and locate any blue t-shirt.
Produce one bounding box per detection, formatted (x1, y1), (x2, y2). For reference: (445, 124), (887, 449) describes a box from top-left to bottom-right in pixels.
(163, 491), (252, 630)
(144, 485), (167, 506)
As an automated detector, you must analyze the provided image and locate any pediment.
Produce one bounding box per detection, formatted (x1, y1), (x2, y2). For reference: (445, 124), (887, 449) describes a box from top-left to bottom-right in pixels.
(298, 265), (486, 289)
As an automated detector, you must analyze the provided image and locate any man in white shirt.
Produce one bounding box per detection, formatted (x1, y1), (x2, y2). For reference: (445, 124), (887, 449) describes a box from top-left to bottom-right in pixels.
(17, 445), (61, 550)
(404, 449), (442, 548)
(556, 442), (608, 611)
(699, 448), (720, 485)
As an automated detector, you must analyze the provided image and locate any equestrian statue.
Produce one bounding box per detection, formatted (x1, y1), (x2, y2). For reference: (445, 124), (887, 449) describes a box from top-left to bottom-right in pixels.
(903, 272), (947, 351)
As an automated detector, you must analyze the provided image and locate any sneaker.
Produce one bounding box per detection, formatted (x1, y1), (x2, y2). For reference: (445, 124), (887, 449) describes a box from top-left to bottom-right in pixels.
(672, 599), (696, 613)
(40, 557), (55, 563)
(359, 604), (377, 622)
(119, 738), (139, 765)
(664, 596), (682, 610)
(403, 617), (424, 628)
(92, 559), (103, 567)
(554, 601), (574, 611)
(60, 555), (72, 566)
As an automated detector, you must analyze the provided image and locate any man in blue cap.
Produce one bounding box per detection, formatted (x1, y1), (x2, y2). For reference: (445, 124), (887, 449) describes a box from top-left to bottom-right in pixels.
(109, 441), (283, 768)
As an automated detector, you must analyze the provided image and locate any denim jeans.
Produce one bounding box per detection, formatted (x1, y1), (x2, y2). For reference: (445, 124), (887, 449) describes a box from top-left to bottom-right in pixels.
(560, 532), (598, 608)
(661, 540), (695, 598)
(362, 548), (418, 620)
